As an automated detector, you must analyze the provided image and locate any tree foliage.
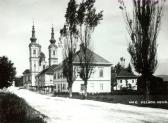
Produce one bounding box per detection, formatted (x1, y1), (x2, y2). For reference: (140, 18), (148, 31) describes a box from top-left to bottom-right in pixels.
(119, 0), (166, 77)
(76, 0), (103, 98)
(61, 0), (103, 98)
(125, 63), (133, 74)
(114, 62), (123, 75)
(15, 76), (23, 87)
(0, 56), (16, 89)
(60, 0), (78, 97)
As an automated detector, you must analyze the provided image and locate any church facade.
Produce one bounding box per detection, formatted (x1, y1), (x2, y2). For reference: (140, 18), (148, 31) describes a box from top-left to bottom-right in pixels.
(23, 24), (62, 87)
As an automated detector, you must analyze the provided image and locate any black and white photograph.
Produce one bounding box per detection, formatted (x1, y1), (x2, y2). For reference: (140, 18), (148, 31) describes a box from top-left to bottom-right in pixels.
(0, 0), (168, 123)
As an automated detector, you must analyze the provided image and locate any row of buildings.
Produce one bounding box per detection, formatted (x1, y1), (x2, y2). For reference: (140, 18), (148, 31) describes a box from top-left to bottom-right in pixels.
(23, 25), (137, 93)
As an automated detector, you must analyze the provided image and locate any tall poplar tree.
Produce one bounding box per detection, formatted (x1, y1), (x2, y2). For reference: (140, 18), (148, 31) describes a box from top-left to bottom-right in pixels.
(76, 0), (103, 98)
(60, 0), (78, 98)
(119, 0), (166, 99)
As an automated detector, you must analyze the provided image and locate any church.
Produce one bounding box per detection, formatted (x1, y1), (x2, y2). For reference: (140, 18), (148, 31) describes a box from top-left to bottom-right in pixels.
(23, 24), (112, 93)
(23, 24), (63, 87)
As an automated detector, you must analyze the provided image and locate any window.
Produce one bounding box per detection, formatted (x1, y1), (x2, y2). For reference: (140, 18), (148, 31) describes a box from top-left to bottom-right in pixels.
(54, 74), (56, 80)
(100, 83), (103, 90)
(28, 76), (30, 81)
(120, 80), (122, 83)
(99, 68), (104, 78)
(34, 64), (36, 71)
(43, 65), (45, 69)
(33, 50), (36, 54)
(132, 80), (134, 83)
(53, 51), (55, 55)
(57, 73), (59, 79)
(63, 84), (66, 90)
(81, 84), (84, 91)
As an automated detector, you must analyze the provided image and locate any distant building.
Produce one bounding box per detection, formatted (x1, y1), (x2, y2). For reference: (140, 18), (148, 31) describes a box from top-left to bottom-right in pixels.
(36, 65), (58, 86)
(23, 24), (63, 86)
(113, 70), (138, 90)
(22, 69), (31, 87)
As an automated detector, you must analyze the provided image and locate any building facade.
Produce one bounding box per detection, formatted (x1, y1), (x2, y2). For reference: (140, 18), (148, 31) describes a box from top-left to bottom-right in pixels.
(113, 70), (138, 90)
(53, 49), (112, 93)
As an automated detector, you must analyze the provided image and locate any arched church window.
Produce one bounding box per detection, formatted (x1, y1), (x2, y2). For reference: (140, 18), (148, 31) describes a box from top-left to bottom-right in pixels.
(53, 51), (55, 55)
(33, 50), (36, 54)
(34, 64), (36, 71)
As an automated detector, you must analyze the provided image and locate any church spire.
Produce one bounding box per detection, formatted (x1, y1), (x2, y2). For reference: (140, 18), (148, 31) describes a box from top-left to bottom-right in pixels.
(30, 23), (37, 42)
(50, 25), (56, 44)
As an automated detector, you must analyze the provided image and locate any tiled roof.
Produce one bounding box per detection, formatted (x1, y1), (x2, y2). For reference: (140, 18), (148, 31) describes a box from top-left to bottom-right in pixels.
(37, 65), (58, 76)
(117, 70), (137, 78)
(73, 48), (112, 65)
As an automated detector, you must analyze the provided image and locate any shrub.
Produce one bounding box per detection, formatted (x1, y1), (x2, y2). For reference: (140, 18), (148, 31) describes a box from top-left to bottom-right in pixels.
(0, 92), (46, 123)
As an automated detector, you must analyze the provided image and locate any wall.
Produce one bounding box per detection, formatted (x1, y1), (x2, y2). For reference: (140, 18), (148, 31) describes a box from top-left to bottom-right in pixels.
(45, 74), (54, 86)
(53, 65), (111, 93)
(115, 78), (137, 90)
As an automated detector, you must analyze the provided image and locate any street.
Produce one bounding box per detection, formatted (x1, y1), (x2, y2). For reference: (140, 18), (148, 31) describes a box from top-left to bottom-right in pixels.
(9, 87), (168, 123)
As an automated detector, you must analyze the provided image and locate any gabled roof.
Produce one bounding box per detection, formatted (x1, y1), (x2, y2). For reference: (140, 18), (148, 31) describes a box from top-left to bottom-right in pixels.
(73, 48), (112, 66)
(37, 65), (58, 76)
(117, 70), (137, 78)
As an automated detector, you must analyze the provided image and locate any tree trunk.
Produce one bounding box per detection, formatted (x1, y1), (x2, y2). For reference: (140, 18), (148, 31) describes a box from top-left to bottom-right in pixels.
(69, 86), (72, 98)
(84, 81), (88, 99)
(145, 79), (150, 101)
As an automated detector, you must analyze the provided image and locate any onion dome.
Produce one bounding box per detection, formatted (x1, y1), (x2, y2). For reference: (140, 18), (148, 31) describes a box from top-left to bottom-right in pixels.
(50, 26), (56, 44)
(30, 24), (37, 42)
(40, 52), (45, 58)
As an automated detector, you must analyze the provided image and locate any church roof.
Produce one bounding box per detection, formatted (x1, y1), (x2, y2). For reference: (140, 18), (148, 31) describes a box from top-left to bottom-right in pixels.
(50, 26), (56, 44)
(73, 48), (112, 66)
(29, 42), (41, 48)
(48, 44), (57, 49)
(23, 69), (30, 74)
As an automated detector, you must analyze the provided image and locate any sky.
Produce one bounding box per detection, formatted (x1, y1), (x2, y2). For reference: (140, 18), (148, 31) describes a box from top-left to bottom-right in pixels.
(0, 0), (167, 76)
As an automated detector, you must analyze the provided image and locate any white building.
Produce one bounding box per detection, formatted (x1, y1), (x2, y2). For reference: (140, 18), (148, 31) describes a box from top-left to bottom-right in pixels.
(36, 65), (58, 86)
(53, 48), (112, 93)
(114, 70), (138, 90)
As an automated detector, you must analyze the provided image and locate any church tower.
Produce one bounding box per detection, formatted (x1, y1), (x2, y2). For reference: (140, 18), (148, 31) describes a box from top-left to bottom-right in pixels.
(29, 24), (41, 86)
(48, 26), (58, 66)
